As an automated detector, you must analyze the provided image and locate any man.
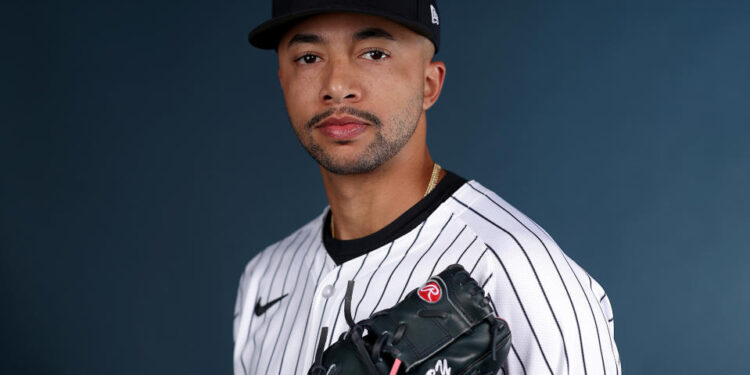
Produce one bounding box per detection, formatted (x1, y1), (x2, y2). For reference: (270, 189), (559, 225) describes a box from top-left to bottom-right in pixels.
(233, 1), (620, 374)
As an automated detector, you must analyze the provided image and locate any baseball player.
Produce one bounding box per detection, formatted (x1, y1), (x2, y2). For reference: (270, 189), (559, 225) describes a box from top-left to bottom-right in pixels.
(234, 1), (621, 374)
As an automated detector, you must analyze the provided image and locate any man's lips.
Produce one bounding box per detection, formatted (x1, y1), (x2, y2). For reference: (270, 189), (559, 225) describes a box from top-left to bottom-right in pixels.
(316, 116), (368, 128)
(315, 116), (369, 140)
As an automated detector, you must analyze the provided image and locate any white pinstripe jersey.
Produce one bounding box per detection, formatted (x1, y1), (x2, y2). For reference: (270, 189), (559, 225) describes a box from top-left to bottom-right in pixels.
(233, 179), (621, 375)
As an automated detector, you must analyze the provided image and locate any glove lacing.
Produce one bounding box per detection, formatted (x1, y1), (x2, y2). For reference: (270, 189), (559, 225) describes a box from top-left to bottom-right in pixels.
(308, 326), (332, 375)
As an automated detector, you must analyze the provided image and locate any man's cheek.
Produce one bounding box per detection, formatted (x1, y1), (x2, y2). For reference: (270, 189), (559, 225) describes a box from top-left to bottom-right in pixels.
(283, 94), (306, 120)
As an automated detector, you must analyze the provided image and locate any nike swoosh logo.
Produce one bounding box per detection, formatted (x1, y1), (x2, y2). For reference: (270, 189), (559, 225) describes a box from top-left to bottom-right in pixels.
(254, 294), (289, 316)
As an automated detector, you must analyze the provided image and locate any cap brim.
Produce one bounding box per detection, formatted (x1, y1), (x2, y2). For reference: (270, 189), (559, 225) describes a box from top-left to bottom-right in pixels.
(248, 7), (434, 51)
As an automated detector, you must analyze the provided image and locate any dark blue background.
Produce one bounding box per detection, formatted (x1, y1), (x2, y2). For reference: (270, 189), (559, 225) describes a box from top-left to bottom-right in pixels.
(2, 1), (748, 374)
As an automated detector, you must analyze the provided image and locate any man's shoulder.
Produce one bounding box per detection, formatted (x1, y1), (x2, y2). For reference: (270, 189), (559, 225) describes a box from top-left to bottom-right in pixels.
(447, 179), (559, 257)
(240, 208), (326, 277)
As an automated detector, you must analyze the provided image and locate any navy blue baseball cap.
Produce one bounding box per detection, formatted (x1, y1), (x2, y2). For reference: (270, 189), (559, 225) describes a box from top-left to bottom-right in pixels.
(248, 0), (441, 53)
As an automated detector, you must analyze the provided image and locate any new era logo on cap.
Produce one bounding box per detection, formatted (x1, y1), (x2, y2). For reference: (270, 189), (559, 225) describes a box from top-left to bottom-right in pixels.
(430, 4), (439, 25)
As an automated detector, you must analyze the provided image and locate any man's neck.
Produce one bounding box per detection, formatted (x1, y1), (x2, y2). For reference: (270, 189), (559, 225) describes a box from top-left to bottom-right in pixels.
(320, 150), (443, 240)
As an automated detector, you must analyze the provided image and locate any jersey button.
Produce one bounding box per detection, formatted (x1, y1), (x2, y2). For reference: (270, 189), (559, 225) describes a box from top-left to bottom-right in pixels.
(322, 284), (334, 298)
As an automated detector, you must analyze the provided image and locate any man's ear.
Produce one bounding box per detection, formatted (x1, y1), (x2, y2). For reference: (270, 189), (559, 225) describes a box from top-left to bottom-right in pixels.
(423, 60), (446, 110)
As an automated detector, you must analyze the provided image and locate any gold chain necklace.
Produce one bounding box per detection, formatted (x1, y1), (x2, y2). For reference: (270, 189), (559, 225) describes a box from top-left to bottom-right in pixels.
(331, 163), (441, 239)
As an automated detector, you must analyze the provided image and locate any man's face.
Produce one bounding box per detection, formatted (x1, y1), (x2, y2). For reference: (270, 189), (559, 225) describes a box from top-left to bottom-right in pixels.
(277, 13), (437, 175)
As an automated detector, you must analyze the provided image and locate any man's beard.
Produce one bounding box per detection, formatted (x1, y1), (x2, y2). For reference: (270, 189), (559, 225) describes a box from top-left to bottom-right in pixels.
(291, 96), (423, 175)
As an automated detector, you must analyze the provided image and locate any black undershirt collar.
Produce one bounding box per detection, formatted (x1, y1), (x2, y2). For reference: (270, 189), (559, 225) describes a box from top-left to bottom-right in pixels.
(322, 170), (467, 265)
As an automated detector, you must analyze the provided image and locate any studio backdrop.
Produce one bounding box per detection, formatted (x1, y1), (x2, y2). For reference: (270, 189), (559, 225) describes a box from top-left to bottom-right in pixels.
(2, 1), (749, 374)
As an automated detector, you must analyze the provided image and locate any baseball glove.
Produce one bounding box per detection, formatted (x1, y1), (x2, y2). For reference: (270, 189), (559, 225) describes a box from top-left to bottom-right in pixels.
(307, 264), (511, 375)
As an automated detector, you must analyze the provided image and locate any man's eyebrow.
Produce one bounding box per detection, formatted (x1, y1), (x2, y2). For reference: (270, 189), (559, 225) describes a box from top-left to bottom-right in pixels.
(353, 27), (395, 42)
(287, 33), (323, 48)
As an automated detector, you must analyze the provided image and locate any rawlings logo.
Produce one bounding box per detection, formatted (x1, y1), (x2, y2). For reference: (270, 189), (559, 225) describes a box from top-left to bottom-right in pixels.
(418, 281), (441, 303)
(425, 358), (451, 375)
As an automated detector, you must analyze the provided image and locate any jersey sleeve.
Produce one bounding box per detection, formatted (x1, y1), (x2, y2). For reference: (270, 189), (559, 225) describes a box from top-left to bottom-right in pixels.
(480, 243), (620, 375)
(453, 183), (621, 375)
(232, 270), (247, 344)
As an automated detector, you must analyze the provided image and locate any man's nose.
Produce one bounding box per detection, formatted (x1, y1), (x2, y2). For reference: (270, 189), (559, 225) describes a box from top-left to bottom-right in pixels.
(320, 57), (362, 104)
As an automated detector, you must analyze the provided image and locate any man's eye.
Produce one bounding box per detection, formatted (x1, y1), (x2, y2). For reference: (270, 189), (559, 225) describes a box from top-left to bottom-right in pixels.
(362, 50), (389, 61)
(295, 54), (320, 64)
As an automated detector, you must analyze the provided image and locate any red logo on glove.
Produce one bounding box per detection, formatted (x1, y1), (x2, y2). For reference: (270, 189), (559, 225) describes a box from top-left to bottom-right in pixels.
(418, 281), (441, 303)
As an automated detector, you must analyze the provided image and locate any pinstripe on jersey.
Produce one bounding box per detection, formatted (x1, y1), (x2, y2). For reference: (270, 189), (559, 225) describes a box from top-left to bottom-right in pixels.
(233, 180), (621, 374)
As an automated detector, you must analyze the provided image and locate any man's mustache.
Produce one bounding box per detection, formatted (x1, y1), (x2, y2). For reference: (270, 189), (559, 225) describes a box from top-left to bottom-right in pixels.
(305, 107), (382, 129)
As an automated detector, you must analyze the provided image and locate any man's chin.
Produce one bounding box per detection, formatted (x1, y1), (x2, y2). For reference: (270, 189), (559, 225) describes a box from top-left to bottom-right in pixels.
(317, 159), (381, 175)
(305, 136), (402, 175)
